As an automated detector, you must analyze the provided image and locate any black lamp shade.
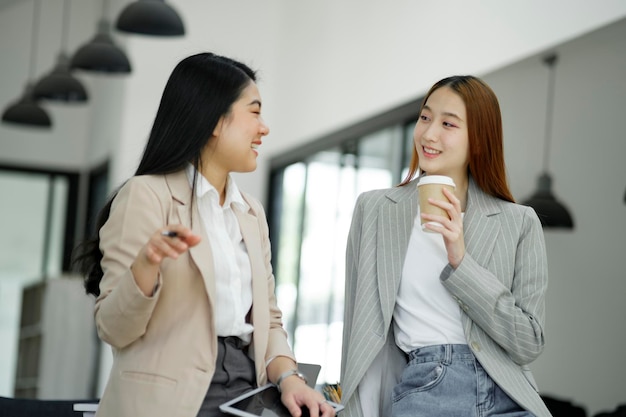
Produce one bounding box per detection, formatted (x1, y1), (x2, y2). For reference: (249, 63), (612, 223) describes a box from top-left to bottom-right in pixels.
(2, 83), (52, 128)
(34, 53), (88, 102)
(116, 0), (185, 36)
(522, 173), (574, 229)
(70, 21), (131, 73)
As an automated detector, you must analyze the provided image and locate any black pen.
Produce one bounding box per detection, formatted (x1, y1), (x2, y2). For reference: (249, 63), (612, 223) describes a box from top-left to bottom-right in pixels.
(161, 230), (178, 238)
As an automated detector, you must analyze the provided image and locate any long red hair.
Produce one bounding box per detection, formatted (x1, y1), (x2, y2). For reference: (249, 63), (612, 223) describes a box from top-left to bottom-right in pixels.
(400, 75), (514, 203)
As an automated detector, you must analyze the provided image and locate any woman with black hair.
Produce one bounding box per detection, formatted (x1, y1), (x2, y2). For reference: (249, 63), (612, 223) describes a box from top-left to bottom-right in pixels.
(73, 52), (334, 417)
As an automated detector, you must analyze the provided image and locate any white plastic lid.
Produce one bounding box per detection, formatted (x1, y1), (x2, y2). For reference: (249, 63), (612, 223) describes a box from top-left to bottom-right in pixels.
(417, 175), (456, 188)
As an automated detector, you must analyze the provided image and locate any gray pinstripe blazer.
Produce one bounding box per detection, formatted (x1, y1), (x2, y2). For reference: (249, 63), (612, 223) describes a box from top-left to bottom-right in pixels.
(340, 177), (552, 417)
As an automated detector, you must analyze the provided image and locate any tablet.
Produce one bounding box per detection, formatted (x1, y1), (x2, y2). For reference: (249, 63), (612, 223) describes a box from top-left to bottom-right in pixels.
(219, 383), (344, 417)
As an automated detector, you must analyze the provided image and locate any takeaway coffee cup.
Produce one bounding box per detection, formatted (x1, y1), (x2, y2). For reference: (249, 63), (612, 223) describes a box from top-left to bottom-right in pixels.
(417, 175), (456, 232)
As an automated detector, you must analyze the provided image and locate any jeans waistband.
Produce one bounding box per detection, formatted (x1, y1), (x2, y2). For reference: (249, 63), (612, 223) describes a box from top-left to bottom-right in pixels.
(407, 344), (474, 364)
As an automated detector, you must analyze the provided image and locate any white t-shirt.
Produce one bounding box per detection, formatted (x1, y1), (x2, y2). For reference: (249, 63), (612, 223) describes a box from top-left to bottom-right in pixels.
(393, 207), (466, 352)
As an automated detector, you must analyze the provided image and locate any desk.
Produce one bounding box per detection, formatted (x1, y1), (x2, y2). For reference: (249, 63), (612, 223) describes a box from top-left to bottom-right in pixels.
(73, 402), (98, 417)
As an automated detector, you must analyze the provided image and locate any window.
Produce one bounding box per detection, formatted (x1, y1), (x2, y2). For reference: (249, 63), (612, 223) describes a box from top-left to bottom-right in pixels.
(0, 163), (108, 398)
(0, 167), (74, 396)
(268, 98), (422, 384)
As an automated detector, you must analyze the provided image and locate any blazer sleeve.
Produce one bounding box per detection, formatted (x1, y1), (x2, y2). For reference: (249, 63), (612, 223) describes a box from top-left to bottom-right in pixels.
(95, 177), (165, 348)
(441, 205), (548, 365)
(341, 193), (363, 376)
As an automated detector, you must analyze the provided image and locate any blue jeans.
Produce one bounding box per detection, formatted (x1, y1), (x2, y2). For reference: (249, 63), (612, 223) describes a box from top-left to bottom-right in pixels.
(391, 344), (534, 417)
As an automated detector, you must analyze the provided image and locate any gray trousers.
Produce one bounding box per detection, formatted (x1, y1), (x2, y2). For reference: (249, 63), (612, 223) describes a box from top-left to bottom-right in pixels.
(196, 336), (256, 417)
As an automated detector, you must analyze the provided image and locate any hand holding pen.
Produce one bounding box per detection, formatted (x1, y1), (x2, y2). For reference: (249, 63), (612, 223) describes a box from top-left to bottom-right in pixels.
(131, 225), (202, 296)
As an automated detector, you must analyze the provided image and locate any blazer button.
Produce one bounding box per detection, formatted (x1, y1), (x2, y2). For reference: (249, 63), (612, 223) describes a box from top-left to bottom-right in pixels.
(470, 341), (481, 352)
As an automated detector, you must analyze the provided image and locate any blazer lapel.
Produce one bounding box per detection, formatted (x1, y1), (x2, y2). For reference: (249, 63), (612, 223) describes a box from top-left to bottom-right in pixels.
(165, 171), (217, 303)
(463, 178), (502, 268)
(377, 182), (418, 328)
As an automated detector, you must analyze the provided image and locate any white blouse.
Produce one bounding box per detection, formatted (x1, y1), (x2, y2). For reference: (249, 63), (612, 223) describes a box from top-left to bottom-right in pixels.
(187, 165), (254, 344)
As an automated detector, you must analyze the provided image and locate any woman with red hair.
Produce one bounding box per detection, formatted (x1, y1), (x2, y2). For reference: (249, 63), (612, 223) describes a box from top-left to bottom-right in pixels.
(340, 76), (552, 417)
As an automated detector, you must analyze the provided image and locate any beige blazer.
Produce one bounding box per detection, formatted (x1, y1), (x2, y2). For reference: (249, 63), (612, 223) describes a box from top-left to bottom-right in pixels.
(94, 170), (294, 417)
(340, 177), (552, 417)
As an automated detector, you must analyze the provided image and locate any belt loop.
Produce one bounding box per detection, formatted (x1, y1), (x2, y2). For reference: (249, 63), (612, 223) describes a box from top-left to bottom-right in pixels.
(443, 344), (452, 365)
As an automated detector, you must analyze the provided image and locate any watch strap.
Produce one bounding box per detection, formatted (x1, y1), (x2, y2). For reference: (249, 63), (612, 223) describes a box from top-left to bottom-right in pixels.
(275, 369), (308, 392)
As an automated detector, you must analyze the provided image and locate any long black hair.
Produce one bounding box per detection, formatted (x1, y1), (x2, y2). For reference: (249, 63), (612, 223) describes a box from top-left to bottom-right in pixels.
(72, 52), (257, 297)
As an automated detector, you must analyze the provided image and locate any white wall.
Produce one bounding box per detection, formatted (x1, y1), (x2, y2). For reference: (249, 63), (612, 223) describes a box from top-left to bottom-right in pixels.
(1, 0), (625, 414)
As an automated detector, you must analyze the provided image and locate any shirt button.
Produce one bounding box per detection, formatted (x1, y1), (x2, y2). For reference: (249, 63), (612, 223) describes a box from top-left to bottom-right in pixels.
(470, 341), (481, 352)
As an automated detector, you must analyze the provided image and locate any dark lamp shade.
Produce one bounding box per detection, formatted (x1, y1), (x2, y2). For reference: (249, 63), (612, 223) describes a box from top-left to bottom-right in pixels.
(2, 83), (52, 128)
(34, 53), (88, 102)
(70, 21), (131, 73)
(116, 0), (185, 36)
(522, 173), (574, 229)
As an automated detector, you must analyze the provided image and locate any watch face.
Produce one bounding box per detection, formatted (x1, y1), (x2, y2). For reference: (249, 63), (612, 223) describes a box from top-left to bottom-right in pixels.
(295, 371), (307, 382)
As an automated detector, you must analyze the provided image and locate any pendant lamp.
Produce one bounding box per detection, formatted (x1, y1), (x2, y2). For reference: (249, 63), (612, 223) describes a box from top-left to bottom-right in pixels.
(522, 54), (574, 229)
(2, 83), (53, 127)
(2, 0), (52, 128)
(116, 0), (185, 36)
(70, 0), (131, 73)
(34, 0), (88, 102)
